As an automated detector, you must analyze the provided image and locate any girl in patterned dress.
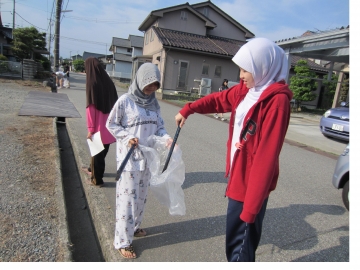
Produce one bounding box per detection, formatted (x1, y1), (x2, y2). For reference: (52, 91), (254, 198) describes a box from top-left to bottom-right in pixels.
(106, 63), (172, 259)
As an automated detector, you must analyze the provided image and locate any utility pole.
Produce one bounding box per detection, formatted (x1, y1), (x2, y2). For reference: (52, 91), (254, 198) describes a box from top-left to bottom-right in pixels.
(54, 0), (62, 72)
(12, 0), (15, 38)
(48, 17), (52, 61)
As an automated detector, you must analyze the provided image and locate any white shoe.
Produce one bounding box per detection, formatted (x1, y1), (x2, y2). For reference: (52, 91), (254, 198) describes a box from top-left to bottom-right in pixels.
(221, 118), (225, 121)
(214, 114), (219, 119)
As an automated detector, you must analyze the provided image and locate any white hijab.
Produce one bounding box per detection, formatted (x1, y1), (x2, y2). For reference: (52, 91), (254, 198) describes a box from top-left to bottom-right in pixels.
(230, 37), (288, 166)
(232, 37), (288, 91)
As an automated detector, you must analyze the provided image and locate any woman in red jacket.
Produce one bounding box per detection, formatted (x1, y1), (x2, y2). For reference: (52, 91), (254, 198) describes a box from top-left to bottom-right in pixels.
(175, 37), (293, 262)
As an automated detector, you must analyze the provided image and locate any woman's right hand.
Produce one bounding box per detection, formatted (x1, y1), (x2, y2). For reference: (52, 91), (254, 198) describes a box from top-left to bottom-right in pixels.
(175, 113), (186, 128)
(128, 138), (139, 148)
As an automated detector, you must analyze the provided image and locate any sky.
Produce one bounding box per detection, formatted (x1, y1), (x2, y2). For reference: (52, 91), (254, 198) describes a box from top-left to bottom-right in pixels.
(0, 0), (352, 59)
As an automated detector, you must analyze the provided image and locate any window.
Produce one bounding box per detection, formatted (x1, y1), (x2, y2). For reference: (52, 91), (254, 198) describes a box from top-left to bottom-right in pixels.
(214, 65), (222, 77)
(150, 29), (154, 42)
(180, 11), (187, 21)
(127, 48), (132, 53)
(202, 7), (209, 17)
(177, 60), (189, 89)
(202, 64), (209, 75)
(145, 32), (149, 45)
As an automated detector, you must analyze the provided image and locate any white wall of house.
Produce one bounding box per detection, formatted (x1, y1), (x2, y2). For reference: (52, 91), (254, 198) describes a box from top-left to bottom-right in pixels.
(132, 47), (143, 57)
(157, 10), (206, 36)
(114, 61), (132, 73)
(143, 29), (163, 56)
(116, 47), (131, 55)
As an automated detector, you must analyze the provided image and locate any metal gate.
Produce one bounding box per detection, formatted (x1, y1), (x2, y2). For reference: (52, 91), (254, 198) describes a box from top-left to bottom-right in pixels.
(0, 60), (22, 78)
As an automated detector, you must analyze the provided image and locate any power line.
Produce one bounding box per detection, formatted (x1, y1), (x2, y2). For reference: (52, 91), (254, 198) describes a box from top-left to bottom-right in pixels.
(14, 12), (48, 31)
(60, 0), (69, 23)
(64, 15), (141, 24)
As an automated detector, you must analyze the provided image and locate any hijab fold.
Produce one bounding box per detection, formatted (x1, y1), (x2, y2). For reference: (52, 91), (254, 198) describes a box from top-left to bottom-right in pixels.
(85, 57), (118, 114)
(127, 63), (160, 111)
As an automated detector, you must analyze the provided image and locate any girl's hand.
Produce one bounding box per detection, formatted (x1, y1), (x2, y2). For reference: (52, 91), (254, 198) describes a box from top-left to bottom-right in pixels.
(128, 138), (139, 148)
(87, 132), (94, 141)
(166, 138), (173, 148)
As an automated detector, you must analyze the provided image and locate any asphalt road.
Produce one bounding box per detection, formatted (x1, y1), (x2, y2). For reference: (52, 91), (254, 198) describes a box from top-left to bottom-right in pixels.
(59, 72), (349, 262)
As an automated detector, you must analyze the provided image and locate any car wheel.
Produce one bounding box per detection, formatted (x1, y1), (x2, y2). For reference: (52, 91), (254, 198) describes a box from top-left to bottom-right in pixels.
(342, 181), (349, 211)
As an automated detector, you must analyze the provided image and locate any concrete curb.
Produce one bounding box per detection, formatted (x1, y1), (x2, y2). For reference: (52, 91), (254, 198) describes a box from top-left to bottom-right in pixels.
(52, 117), (73, 261)
(66, 117), (119, 262)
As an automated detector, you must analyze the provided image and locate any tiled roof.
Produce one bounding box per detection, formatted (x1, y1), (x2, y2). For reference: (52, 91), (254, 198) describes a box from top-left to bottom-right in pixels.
(153, 26), (245, 56)
(291, 55), (328, 73)
(114, 53), (132, 62)
(129, 35), (144, 48)
(112, 37), (130, 48)
(83, 51), (112, 60)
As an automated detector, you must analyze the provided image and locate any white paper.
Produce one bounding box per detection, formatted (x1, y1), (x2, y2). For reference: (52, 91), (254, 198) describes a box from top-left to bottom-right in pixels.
(87, 131), (104, 157)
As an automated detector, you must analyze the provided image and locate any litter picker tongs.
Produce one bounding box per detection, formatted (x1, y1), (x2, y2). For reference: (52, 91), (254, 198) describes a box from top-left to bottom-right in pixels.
(115, 125), (181, 181)
(115, 144), (136, 181)
(162, 125), (181, 173)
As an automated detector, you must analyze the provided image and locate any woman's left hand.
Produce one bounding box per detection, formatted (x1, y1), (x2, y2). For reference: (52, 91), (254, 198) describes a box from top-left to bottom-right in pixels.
(87, 132), (94, 140)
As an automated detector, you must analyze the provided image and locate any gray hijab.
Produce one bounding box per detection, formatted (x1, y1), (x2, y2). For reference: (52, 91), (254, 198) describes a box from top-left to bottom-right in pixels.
(127, 63), (160, 111)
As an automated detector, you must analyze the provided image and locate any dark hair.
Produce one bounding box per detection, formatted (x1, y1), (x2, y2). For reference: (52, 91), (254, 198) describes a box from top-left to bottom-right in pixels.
(222, 79), (228, 86)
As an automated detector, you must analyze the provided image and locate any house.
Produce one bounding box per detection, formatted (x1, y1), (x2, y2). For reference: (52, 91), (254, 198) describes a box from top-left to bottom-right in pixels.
(0, 14), (14, 60)
(275, 26), (349, 108)
(82, 51), (112, 69)
(137, 0), (254, 96)
(108, 35), (144, 82)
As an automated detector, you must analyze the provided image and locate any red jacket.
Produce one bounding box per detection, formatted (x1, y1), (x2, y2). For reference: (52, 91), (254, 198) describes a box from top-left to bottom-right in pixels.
(179, 80), (293, 223)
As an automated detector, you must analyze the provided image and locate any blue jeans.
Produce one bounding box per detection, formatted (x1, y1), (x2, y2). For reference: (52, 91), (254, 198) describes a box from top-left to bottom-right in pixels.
(226, 197), (268, 262)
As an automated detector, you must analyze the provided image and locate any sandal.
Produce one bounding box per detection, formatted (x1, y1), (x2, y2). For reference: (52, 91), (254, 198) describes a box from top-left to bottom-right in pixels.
(118, 245), (136, 259)
(81, 166), (92, 176)
(134, 228), (147, 237)
(86, 178), (103, 188)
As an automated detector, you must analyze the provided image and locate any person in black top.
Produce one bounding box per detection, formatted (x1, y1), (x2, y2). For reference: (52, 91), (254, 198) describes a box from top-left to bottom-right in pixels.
(64, 64), (70, 77)
(214, 79), (229, 121)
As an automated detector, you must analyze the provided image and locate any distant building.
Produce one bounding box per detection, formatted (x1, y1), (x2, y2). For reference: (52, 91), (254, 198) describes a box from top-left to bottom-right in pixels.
(0, 13), (14, 60)
(108, 35), (144, 82)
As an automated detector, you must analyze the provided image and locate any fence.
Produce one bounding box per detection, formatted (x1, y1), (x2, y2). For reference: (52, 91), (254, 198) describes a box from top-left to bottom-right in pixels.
(0, 60), (22, 78)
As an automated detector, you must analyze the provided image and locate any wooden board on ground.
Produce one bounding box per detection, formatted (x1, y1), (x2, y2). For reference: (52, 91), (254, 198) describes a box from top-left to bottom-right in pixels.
(18, 91), (81, 118)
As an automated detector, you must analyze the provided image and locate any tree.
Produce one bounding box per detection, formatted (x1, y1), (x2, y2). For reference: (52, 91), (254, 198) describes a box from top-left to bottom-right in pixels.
(289, 59), (318, 110)
(73, 59), (85, 72)
(11, 26), (50, 70)
(321, 73), (338, 109)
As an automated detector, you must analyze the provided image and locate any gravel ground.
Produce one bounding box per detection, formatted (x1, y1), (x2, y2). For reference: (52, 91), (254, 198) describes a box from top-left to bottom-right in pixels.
(0, 79), (71, 262)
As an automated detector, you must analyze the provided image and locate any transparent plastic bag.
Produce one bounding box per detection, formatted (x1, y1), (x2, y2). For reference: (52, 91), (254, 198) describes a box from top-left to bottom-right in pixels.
(139, 135), (186, 215)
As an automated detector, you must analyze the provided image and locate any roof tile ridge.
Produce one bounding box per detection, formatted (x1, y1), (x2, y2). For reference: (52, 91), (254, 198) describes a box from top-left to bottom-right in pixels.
(156, 26), (173, 47)
(206, 36), (228, 55)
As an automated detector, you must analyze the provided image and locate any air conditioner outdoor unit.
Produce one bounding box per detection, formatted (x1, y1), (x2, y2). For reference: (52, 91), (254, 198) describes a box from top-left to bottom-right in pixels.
(199, 78), (211, 96)
(200, 78), (211, 87)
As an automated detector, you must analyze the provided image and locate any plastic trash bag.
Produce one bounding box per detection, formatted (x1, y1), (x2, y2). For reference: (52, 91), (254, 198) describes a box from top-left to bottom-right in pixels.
(139, 135), (186, 215)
